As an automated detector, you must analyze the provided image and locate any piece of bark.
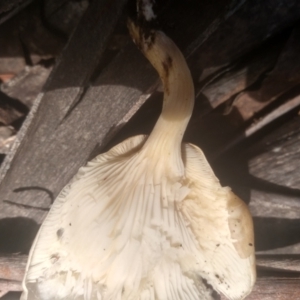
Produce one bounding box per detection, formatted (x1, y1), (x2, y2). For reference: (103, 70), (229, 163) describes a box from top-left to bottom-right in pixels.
(0, 254), (26, 297)
(1, 65), (52, 108)
(220, 278), (300, 300)
(256, 255), (300, 273)
(0, 18), (25, 74)
(236, 112), (300, 255)
(246, 278), (300, 300)
(245, 95), (300, 137)
(253, 214), (300, 254)
(213, 93), (300, 158)
(0, 0), (129, 224)
(234, 25), (300, 121)
(0, 254), (27, 282)
(0, 0), (32, 25)
(256, 25), (300, 102)
(0, 91), (28, 126)
(200, 39), (282, 109)
(44, 0), (89, 35)
(0, 280), (22, 298)
(232, 91), (272, 121)
(248, 113), (300, 255)
(0, 0), (28, 14)
(191, 0), (300, 119)
(195, 0), (300, 77)
(0, 126), (15, 154)
(250, 189), (300, 221)
(248, 114), (300, 189)
(0, 74), (15, 83)
(18, 2), (66, 65)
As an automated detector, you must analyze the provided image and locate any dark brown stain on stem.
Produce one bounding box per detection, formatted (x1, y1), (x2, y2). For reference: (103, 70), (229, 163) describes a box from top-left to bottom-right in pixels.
(162, 55), (173, 94)
(127, 19), (156, 53)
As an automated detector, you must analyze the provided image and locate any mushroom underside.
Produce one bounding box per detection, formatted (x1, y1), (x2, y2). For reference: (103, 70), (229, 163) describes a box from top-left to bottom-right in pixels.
(22, 135), (255, 300)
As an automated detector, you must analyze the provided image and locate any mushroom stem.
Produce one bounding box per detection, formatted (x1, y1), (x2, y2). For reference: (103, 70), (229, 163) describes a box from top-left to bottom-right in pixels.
(128, 21), (194, 177)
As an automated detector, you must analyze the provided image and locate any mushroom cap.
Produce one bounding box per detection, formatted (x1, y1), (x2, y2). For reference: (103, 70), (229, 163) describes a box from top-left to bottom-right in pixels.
(22, 135), (255, 300)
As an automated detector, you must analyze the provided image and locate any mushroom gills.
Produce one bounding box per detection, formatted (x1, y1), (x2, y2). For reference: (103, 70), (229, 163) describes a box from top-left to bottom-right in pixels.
(21, 20), (255, 300)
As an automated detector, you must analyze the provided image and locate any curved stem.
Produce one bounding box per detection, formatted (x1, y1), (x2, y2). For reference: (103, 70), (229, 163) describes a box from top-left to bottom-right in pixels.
(128, 21), (194, 176)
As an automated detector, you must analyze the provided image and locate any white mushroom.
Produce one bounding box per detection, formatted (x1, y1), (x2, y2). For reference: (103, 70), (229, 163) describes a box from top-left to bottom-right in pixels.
(21, 19), (256, 300)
